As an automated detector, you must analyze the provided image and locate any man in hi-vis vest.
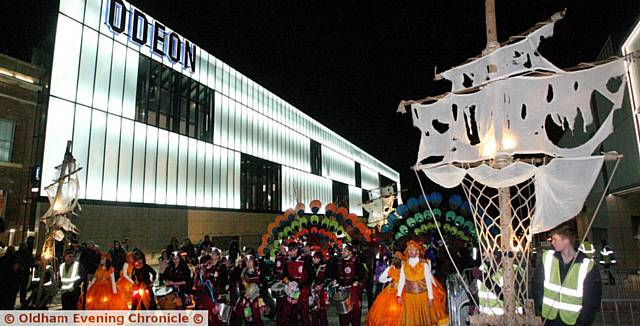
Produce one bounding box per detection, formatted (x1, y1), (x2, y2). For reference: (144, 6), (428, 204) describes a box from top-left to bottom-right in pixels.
(533, 222), (601, 325)
(59, 249), (86, 310)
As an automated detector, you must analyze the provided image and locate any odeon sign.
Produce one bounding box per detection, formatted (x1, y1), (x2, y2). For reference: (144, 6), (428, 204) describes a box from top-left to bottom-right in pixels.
(105, 0), (197, 73)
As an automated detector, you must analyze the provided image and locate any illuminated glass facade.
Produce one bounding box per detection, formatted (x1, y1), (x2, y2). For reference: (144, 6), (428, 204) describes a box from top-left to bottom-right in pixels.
(42, 0), (399, 215)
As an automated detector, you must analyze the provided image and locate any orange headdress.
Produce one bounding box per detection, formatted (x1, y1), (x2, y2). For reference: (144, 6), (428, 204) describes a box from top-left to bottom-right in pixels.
(404, 240), (424, 258)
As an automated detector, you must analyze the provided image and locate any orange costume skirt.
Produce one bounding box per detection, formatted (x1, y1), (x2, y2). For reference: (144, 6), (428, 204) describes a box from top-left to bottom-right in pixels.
(84, 267), (128, 310)
(366, 284), (404, 326)
(116, 264), (135, 304)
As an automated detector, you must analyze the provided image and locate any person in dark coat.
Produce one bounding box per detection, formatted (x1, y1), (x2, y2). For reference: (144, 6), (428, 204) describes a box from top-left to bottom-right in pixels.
(16, 240), (34, 307)
(108, 240), (127, 281)
(0, 256), (22, 309)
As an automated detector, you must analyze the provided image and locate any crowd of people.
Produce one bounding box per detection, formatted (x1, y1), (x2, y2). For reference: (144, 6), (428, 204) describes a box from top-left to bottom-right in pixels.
(0, 221), (616, 326)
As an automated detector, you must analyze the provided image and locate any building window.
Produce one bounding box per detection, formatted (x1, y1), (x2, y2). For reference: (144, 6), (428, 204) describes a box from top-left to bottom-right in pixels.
(135, 56), (213, 143)
(332, 180), (349, 209)
(310, 139), (322, 176)
(355, 162), (361, 188)
(241, 154), (281, 211)
(0, 119), (15, 162)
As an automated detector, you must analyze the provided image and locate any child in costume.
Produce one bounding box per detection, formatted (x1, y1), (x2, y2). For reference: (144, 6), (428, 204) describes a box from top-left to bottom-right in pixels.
(116, 252), (135, 305)
(83, 253), (128, 310)
(366, 252), (404, 326)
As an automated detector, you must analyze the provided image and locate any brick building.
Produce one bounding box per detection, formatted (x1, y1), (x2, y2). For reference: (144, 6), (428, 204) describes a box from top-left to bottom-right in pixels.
(0, 53), (46, 245)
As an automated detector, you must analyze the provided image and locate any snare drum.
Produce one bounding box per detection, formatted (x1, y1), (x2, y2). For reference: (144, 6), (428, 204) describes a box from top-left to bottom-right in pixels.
(155, 287), (176, 310)
(332, 287), (352, 315)
(270, 281), (286, 298)
(217, 302), (232, 323)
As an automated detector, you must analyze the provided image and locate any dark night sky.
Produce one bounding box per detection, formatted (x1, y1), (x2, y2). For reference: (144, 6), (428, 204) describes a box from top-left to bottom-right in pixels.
(2, 0), (639, 196)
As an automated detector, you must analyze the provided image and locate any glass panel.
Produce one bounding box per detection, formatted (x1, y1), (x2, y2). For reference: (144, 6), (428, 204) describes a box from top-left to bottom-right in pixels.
(212, 145), (221, 207)
(117, 118), (134, 202)
(143, 127), (157, 203)
(196, 141), (206, 206)
(219, 96), (228, 147)
(226, 149), (234, 208)
(122, 48), (139, 119)
(93, 34), (113, 111)
(83, 0), (100, 29)
(50, 15), (82, 101)
(177, 135), (189, 205)
(208, 55), (215, 90)
(155, 129), (168, 204)
(86, 110), (106, 200)
(228, 99), (236, 150)
(349, 185), (363, 216)
(204, 144), (213, 207)
(77, 27), (98, 107)
(240, 105), (247, 153)
(102, 114), (121, 201)
(166, 133), (179, 205)
(234, 151), (241, 209)
(223, 63), (230, 97)
(199, 51), (208, 86)
(213, 92), (222, 145)
(72, 104), (91, 199)
(219, 147), (228, 208)
(130, 122), (146, 202)
(215, 58), (223, 92)
(108, 42), (127, 115)
(187, 138), (197, 206)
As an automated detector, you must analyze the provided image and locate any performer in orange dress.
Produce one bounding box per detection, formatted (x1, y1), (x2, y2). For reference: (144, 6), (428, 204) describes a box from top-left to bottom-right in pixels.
(116, 252), (135, 305)
(83, 253), (128, 310)
(366, 253), (404, 326)
(396, 240), (437, 326)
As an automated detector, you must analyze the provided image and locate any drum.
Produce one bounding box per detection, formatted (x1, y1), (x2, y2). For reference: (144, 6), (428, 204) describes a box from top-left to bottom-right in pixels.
(332, 288), (352, 315)
(155, 287), (176, 310)
(245, 283), (260, 301)
(309, 289), (318, 311)
(270, 281), (286, 298)
(218, 302), (232, 323)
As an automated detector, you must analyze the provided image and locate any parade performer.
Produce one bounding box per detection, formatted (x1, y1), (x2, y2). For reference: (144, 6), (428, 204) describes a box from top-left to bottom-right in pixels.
(236, 255), (264, 325)
(274, 243), (289, 323)
(282, 241), (315, 325)
(366, 252), (404, 326)
(332, 243), (365, 326)
(164, 251), (194, 309)
(396, 240), (437, 326)
(193, 255), (223, 326)
(131, 251), (157, 310)
(83, 253), (128, 310)
(59, 249), (85, 310)
(116, 252), (135, 305)
(311, 251), (329, 326)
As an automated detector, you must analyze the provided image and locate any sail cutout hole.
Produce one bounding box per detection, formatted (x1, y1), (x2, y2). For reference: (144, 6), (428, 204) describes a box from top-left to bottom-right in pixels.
(452, 104), (458, 121)
(464, 105), (481, 146)
(606, 76), (623, 93)
(463, 73), (473, 88)
(432, 119), (450, 134)
(523, 53), (532, 69)
(546, 84), (554, 103)
(574, 81), (579, 91)
(521, 104), (527, 120)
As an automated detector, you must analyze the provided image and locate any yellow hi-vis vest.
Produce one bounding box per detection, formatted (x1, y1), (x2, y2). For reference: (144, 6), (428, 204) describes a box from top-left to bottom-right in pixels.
(59, 261), (80, 293)
(578, 242), (595, 259)
(476, 268), (524, 315)
(541, 250), (594, 325)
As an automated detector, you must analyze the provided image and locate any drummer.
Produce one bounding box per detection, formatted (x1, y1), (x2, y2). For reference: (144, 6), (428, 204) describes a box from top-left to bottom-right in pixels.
(209, 248), (228, 301)
(282, 241), (315, 325)
(274, 243), (288, 323)
(163, 251), (193, 309)
(311, 251), (329, 326)
(330, 243), (365, 326)
(236, 255), (264, 325)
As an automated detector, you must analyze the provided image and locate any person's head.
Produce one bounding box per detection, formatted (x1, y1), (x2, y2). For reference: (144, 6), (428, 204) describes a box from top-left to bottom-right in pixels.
(549, 222), (577, 253)
(133, 251), (146, 268)
(211, 248), (221, 261)
(199, 254), (212, 267)
(171, 237), (179, 246)
(70, 239), (80, 248)
(246, 255), (256, 269)
(184, 238), (192, 246)
(113, 240), (121, 249)
(126, 252), (135, 263)
(204, 235), (210, 242)
(87, 241), (96, 249)
(601, 239), (608, 246)
(101, 253), (111, 269)
(341, 244), (352, 260)
(63, 249), (76, 264)
(279, 243), (287, 254)
(312, 251), (322, 265)
(405, 240), (421, 258)
(171, 252), (182, 266)
(288, 242), (299, 258)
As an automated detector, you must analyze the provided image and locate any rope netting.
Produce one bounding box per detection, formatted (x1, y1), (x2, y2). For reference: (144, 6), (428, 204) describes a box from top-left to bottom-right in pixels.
(462, 172), (536, 317)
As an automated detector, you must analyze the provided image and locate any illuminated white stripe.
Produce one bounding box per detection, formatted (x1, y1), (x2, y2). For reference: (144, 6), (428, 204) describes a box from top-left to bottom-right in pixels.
(479, 306), (524, 315)
(543, 297), (582, 312)
(543, 255), (591, 298)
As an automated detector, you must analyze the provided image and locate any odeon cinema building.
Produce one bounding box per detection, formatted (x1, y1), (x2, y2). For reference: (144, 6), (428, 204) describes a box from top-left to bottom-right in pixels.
(37, 0), (399, 252)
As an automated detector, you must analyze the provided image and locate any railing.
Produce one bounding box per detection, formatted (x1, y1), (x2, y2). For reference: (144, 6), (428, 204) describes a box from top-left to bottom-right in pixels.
(593, 299), (640, 326)
(600, 269), (640, 299)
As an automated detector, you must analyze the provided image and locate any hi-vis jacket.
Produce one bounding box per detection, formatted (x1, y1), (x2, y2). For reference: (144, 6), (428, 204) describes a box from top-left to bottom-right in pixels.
(59, 261), (82, 293)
